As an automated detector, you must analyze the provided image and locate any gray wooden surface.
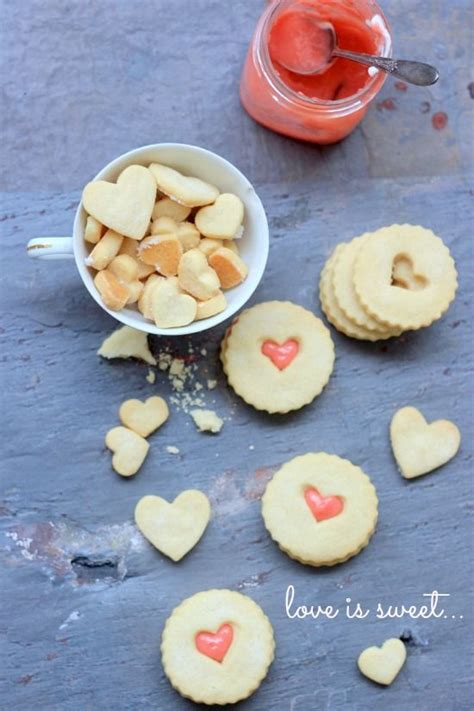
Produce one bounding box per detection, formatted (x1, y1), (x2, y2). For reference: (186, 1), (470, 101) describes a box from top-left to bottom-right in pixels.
(1, 1), (473, 710)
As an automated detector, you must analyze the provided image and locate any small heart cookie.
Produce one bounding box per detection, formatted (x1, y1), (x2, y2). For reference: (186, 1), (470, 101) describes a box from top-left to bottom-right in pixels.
(134, 490), (211, 561)
(149, 163), (219, 207)
(152, 277), (197, 328)
(86, 229), (123, 271)
(84, 215), (103, 244)
(390, 406), (461, 479)
(119, 396), (169, 437)
(138, 274), (164, 320)
(150, 216), (178, 236)
(195, 291), (227, 320)
(105, 426), (150, 477)
(176, 222), (200, 252)
(208, 247), (248, 289)
(83, 165), (156, 240)
(94, 269), (129, 311)
(139, 235), (183, 276)
(195, 193), (244, 240)
(199, 237), (224, 257)
(178, 248), (220, 301)
(108, 254), (143, 305)
(358, 638), (406, 686)
(119, 237), (156, 279)
(152, 197), (191, 223)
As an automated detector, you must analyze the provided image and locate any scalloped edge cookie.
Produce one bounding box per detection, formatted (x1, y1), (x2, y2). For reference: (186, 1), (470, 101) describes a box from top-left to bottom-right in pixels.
(221, 301), (335, 414)
(262, 452), (378, 566)
(161, 589), (275, 705)
(319, 246), (401, 341)
(353, 224), (458, 330)
(332, 236), (390, 331)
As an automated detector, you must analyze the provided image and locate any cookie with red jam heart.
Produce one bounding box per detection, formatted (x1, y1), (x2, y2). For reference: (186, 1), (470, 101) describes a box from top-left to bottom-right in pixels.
(262, 453), (378, 566)
(161, 589), (275, 705)
(221, 301), (335, 414)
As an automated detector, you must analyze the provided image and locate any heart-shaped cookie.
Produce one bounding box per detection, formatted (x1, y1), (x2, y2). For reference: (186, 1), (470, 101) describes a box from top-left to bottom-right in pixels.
(105, 426), (150, 477)
(119, 396), (169, 438)
(195, 623), (234, 663)
(152, 277), (197, 328)
(152, 197), (191, 223)
(83, 165), (156, 240)
(195, 291), (227, 320)
(304, 487), (343, 521)
(138, 274), (164, 320)
(390, 406), (461, 479)
(178, 249), (220, 301)
(108, 254), (144, 305)
(139, 235), (183, 276)
(195, 193), (244, 240)
(358, 638), (406, 686)
(86, 229), (123, 270)
(149, 163), (219, 207)
(176, 222), (200, 252)
(261, 339), (299, 370)
(94, 269), (130, 311)
(208, 248), (248, 289)
(134, 490), (211, 561)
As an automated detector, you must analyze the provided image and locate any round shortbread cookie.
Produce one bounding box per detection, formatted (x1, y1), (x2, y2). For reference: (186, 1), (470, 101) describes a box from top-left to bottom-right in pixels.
(161, 589), (275, 705)
(353, 225), (457, 330)
(320, 247), (400, 341)
(262, 452), (378, 566)
(222, 301), (335, 414)
(332, 236), (390, 331)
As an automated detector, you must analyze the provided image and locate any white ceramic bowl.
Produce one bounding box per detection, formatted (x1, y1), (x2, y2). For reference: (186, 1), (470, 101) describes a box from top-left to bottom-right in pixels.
(28, 143), (269, 335)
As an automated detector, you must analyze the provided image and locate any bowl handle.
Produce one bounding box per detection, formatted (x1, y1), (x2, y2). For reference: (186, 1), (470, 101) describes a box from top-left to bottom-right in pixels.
(26, 237), (75, 260)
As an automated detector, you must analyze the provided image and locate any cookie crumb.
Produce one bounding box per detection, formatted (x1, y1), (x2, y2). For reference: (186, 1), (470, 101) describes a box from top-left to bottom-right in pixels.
(170, 358), (186, 377)
(146, 369), (156, 384)
(190, 409), (223, 433)
(207, 379), (217, 390)
(158, 353), (172, 371)
(166, 445), (180, 455)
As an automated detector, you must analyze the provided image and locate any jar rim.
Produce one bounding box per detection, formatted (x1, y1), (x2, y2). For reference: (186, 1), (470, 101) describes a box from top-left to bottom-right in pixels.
(255, 0), (393, 112)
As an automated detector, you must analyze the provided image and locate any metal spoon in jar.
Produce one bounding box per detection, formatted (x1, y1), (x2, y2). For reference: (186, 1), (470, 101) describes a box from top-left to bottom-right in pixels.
(280, 21), (439, 87)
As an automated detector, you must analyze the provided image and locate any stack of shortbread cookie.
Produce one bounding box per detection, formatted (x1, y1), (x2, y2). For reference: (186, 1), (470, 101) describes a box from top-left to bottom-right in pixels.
(319, 224), (457, 341)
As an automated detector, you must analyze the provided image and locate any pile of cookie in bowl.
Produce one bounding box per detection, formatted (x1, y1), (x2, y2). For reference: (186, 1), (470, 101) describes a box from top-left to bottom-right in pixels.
(82, 162), (249, 328)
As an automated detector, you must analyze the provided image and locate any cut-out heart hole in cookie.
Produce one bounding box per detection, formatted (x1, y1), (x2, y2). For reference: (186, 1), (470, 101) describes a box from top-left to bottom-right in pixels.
(391, 255), (428, 291)
(195, 623), (234, 662)
(261, 339), (299, 370)
(304, 487), (343, 521)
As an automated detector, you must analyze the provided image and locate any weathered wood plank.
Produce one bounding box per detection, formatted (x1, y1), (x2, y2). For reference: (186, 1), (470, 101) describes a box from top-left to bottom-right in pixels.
(1, 174), (472, 710)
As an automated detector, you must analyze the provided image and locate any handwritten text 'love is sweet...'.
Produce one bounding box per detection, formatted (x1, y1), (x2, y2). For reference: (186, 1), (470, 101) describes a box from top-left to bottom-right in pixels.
(285, 585), (462, 621)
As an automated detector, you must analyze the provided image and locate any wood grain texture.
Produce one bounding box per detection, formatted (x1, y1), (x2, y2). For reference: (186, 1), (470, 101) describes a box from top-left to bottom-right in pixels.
(1, 176), (473, 710)
(0, 0), (472, 192)
(1, 0), (473, 709)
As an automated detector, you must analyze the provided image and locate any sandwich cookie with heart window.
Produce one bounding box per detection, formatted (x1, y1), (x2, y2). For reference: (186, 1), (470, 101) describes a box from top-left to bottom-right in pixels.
(262, 453), (378, 566)
(220, 301), (335, 413)
(161, 589), (275, 705)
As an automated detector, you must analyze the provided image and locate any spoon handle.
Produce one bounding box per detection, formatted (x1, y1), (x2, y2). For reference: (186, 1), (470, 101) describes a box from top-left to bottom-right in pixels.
(333, 49), (439, 86)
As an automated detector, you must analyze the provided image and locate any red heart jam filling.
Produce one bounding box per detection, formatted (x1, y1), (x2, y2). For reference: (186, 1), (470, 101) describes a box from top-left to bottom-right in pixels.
(304, 487), (343, 522)
(261, 339), (299, 370)
(195, 623), (233, 663)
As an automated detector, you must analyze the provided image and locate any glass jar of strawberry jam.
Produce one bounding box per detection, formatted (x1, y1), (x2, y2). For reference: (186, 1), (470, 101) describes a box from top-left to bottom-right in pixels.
(240, 0), (392, 144)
